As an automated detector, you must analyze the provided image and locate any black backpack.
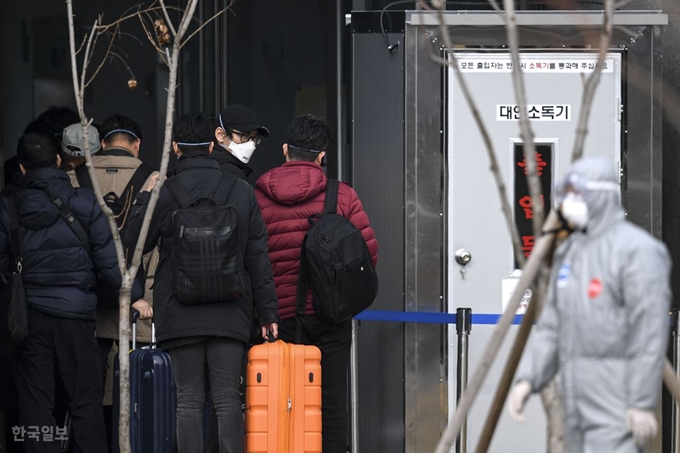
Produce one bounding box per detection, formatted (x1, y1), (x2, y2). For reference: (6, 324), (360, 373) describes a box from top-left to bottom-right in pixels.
(165, 174), (245, 305)
(296, 179), (378, 325)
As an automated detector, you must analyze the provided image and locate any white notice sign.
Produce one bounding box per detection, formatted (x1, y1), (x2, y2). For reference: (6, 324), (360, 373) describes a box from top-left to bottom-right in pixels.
(502, 278), (532, 315)
(497, 104), (571, 121)
(458, 57), (614, 74)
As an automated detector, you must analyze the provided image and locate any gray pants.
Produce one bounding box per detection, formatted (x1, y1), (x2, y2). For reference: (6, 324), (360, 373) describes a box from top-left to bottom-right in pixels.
(168, 338), (245, 453)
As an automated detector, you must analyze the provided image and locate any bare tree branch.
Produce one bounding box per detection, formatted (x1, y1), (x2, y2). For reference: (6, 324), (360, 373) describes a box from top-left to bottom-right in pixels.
(127, 0), (201, 281)
(113, 30), (145, 46)
(159, 0), (178, 37)
(180, 5), (232, 50)
(501, 0), (544, 235)
(434, 212), (561, 453)
(423, 0), (526, 267)
(571, 0), (615, 161)
(137, 12), (170, 65)
(66, 3), (135, 453)
(474, 274), (540, 453)
(107, 51), (137, 80)
(614, 0), (634, 8)
(66, 2), (199, 452)
(487, 0), (502, 12)
(96, 4), (186, 34)
(75, 32), (89, 56)
(80, 20), (100, 97)
(85, 25), (120, 88)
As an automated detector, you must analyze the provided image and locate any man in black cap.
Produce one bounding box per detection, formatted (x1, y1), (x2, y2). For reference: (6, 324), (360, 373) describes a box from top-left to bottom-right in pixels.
(208, 105), (269, 453)
(213, 104), (269, 180)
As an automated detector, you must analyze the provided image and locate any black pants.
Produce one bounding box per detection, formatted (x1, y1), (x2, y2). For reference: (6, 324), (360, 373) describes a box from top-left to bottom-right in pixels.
(168, 337), (245, 453)
(13, 309), (106, 453)
(0, 358), (22, 453)
(279, 316), (352, 453)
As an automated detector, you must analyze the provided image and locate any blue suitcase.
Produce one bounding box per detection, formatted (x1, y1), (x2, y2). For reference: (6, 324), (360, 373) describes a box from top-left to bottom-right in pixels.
(113, 312), (176, 453)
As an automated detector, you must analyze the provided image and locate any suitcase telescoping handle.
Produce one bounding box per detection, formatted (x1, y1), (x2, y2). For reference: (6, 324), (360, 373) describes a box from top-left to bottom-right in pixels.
(131, 310), (156, 350)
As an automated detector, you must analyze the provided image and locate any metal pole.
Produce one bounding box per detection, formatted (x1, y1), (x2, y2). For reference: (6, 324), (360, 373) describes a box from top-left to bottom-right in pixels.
(436, 211), (560, 453)
(456, 308), (472, 453)
(673, 309), (680, 453)
(220, 2), (229, 109)
(350, 319), (360, 453)
(335, 0), (343, 182)
(197, 0), (205, 112)
(213, 0), (221, 115)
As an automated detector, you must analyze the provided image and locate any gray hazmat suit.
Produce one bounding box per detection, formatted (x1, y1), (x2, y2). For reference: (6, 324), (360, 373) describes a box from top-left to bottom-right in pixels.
(516, 156), (671, 453)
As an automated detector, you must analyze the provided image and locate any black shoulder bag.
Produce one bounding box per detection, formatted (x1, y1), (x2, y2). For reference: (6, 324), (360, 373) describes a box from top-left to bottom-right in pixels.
(0, 194), (29, 361)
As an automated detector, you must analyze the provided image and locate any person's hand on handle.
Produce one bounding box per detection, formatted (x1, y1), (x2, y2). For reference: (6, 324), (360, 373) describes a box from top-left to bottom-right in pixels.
(131, 299), (153, 320)
(261, 323), (279, 342)
(508, 380), (533, 423)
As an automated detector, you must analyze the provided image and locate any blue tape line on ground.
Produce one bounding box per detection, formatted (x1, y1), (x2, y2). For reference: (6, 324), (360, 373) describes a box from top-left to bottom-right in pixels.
(353, 310), (524, 325)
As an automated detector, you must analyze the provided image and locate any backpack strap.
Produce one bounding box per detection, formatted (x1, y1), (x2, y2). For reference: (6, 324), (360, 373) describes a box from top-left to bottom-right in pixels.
(164, 177), (193, 209)
(6, 194), (23, 273)
(324, 179), (339, 215)
(122, 163), (155, 201)
(294, 236), (311, 344)
(75, 165), (93, 189)
(50, 196), (92, 256)
(214, 174), (237, 206)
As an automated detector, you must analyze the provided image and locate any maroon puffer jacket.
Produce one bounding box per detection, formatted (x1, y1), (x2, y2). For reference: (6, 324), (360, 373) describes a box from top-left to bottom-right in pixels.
(255, 161), (378, 320)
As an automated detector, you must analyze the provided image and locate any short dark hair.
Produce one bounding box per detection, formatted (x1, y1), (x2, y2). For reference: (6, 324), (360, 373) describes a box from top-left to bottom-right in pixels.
(286, 115), (332, 162)
(23, 106), (80, 154)
(100, 114), (143, 145)
(17, 133), (59, 171)
(3, 155), (22, 187)
(24, 106), (80, 137)
(173, 112), (213, 155)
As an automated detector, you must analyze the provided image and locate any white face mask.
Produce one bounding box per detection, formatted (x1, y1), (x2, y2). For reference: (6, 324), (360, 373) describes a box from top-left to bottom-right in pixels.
(561, 193), (589, 229)
(226, 140), (256, 164)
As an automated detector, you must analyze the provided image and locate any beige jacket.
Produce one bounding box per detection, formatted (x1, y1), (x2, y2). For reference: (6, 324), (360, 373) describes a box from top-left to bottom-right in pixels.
(68, 148), (159, 343)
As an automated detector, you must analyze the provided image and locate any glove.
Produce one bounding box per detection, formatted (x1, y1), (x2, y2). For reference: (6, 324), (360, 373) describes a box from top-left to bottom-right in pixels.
(626, 408), (658, 447)
(508, 380), (532, 423)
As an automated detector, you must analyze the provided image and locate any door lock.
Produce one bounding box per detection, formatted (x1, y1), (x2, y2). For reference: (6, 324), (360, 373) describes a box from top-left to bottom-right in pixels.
(455, 249), (472, 266)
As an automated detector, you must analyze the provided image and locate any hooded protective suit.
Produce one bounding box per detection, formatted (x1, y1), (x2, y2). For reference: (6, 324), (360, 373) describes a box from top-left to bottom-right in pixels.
(516, 156), (671, 453)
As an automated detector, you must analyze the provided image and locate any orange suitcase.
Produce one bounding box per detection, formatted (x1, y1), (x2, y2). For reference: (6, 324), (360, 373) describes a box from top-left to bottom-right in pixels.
(246, 340), (322, 453)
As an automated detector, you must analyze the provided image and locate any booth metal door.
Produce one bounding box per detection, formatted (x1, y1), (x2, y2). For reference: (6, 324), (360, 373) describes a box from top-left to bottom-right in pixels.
(447, 52), (622, 452)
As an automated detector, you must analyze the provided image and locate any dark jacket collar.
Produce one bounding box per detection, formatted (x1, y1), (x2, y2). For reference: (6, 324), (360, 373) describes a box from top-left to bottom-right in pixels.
(212, 147), (253, 178)
(19, 168), (71, 191)
(173, 154), (222, 176)
(15, 168), (74, 229)
(99, 147), (135, 158)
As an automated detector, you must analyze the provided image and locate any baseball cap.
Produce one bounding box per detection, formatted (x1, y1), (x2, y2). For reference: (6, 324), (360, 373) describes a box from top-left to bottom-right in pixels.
(218, 105), (270, 137)
(61, 123), (101, 157)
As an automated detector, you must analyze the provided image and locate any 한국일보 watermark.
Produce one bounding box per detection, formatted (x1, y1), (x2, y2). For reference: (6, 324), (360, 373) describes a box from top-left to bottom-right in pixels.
(12, 425), (69, 443)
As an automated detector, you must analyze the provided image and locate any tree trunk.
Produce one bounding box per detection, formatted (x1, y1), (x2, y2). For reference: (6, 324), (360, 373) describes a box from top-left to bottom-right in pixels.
(118, 275), (134, 453)
(541, 380), (566, 453)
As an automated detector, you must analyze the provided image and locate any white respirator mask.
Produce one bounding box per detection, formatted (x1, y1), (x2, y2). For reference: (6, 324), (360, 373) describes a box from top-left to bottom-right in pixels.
(228, 140), (256, 164)
(560, 193), (589, 229)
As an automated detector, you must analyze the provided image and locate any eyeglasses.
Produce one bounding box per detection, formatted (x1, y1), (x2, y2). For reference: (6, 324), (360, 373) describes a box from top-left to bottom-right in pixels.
(231, 129), (261, 146)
